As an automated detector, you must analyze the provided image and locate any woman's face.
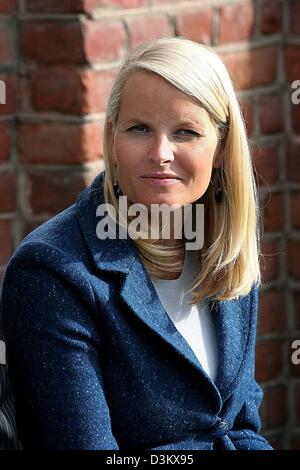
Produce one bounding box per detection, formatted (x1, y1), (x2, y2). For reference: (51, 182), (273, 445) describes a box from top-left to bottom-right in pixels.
(109, 70), (221, 208)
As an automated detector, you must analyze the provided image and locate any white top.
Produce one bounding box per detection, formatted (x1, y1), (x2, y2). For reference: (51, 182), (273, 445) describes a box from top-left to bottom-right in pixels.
(149, 249), (218, 382)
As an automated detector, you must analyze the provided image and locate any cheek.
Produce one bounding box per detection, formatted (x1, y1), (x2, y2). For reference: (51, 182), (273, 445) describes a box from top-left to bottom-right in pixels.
(184, 143), (216, 176)
(114, 137), (144, 166)
(182, 152), (215, 195)
(114, 138), (127, 161)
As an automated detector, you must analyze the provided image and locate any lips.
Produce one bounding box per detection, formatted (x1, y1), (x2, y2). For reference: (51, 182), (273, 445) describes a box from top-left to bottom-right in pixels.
(141, 174), (182, 180)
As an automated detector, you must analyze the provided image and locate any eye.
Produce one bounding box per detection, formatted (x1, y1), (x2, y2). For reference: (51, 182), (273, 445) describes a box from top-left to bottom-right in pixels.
(127, 124), (149, 134)
(175, 129), (201, 138)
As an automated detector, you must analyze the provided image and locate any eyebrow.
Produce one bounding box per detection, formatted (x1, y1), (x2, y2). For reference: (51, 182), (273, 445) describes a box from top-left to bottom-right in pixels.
(120, 118), (206, 129)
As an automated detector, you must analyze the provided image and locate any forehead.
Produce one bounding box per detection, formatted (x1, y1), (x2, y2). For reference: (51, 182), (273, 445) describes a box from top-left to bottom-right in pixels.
(119, 70), (210, 123)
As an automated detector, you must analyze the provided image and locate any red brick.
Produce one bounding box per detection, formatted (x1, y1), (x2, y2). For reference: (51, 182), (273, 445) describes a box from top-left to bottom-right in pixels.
(153, 0), (188, 3)
(0, 220), (14, 265)
(83, 20), (126, 63)
(0, 169), (16, 212)
(287, 239), (300, 280)
(260, 239), (280, 283)
(128, 15), (170, 47)
(152, 0), (186, 5)
(293, 291), (300, 329)
(267, 436), (283, 450)
(0, 75), (17, 114)
(261, 0), (282, 35)
(19, 122), (103, 164)
(26, 0), (148, 12)
(285, 47), (300, 82)
(28, 66), (82, 114)
(0, 122), (11, 163)
(80, 70), (117, 114)
(222, 48), (277, 90)
(20, 21), (85, 64)
(12, 9), (129, 73)
(260, 94), (284, 134)
(286, 140), (300, 182)
(252, 144), (279, 187)
(26, 0), (83, 12)
(295, 385), (300, 425)
(256, 339), (284, 382)
(240, 99), (254, 137)
(22, 219), (47, 239)
(84, 0), (148, 8)
(27, 168), (100, 215)
(263, 193), (284, 232)
(291, 192), (300, 229)
(175, 8), (212, 45)
(218, 1), (254, 44)
(27, 66), (117, 114)
(0, 20), (14, 67)
(19, 76), (30, 112)
(0, 0), (16, 13)
(261, 385), (287, 428)
(258, 290), (286, 335)
(290, 436), (300, 450)
(292, 103), (300, 134)
(290, 0), (300, 35)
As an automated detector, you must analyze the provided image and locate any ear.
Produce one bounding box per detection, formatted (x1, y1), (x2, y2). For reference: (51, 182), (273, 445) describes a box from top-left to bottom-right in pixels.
(108, 121), (117, 165)
(213, 144), (223, 169)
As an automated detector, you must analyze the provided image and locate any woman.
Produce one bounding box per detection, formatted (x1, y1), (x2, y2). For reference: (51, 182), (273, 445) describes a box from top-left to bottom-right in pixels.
(0, 37), (273, 450)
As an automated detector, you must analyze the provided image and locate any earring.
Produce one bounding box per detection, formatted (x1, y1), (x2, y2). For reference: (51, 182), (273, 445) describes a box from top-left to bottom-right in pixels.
(214, 186), (223, 203)
(210, 168), (223, 203)
(113, 180), (123, 198)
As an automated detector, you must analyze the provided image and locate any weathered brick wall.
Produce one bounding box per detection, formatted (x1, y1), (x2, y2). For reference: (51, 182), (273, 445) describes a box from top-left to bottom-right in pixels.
(284, 0), (300, 451)
(0, 0), (299, 449)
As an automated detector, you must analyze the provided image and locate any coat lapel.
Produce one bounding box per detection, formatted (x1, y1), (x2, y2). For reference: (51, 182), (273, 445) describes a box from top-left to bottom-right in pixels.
(76, 170), (251, 406)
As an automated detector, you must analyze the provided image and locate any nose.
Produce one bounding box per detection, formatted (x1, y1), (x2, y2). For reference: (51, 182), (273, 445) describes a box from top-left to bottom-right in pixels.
(148, 134), (175, 165)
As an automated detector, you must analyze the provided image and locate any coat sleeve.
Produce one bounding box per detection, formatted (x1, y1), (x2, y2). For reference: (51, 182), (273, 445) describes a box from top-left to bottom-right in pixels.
(0, 242), (119, 450)
(227, 283), (274, 450)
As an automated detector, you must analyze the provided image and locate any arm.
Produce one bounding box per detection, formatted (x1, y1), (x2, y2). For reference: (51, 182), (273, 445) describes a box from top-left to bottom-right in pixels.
(227, 284), (273, 450)
(228, 376), (274, 450)
(0, 243), (119, 450)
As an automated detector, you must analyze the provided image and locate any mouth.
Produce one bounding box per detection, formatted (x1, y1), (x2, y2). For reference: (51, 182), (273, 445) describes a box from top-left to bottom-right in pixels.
(140, 176), (182, 185)
(140, 175), (183, 180)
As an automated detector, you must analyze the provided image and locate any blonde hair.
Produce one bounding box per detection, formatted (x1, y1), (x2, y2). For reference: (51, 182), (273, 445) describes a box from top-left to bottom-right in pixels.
(102, 37), (262, 303)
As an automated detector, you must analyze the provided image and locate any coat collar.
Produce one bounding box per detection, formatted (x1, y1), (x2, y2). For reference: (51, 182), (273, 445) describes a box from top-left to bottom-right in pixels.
(76, 170), (253, 408)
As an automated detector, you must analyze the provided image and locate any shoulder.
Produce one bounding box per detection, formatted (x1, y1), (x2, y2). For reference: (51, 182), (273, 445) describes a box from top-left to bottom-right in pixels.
(3, 170), (106, 279)
(2, 204), (86, 289)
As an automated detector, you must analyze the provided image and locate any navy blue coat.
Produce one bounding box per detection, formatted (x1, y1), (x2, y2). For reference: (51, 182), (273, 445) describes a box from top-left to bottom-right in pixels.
(0, 170), (273, 450)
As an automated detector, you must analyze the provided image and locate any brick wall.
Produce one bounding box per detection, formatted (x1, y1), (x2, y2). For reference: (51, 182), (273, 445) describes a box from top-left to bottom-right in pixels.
(0, 0), (299, 449)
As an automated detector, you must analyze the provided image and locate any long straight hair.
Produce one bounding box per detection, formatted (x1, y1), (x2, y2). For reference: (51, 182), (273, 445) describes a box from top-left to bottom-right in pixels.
(102, 37), (262, 303)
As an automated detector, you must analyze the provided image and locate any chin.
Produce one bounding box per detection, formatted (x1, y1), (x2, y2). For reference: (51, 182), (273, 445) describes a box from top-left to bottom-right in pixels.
(146, 196), (181, 205)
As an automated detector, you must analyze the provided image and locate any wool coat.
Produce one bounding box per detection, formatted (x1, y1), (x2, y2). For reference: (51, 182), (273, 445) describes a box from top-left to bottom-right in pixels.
(0, 170), (273, 450)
